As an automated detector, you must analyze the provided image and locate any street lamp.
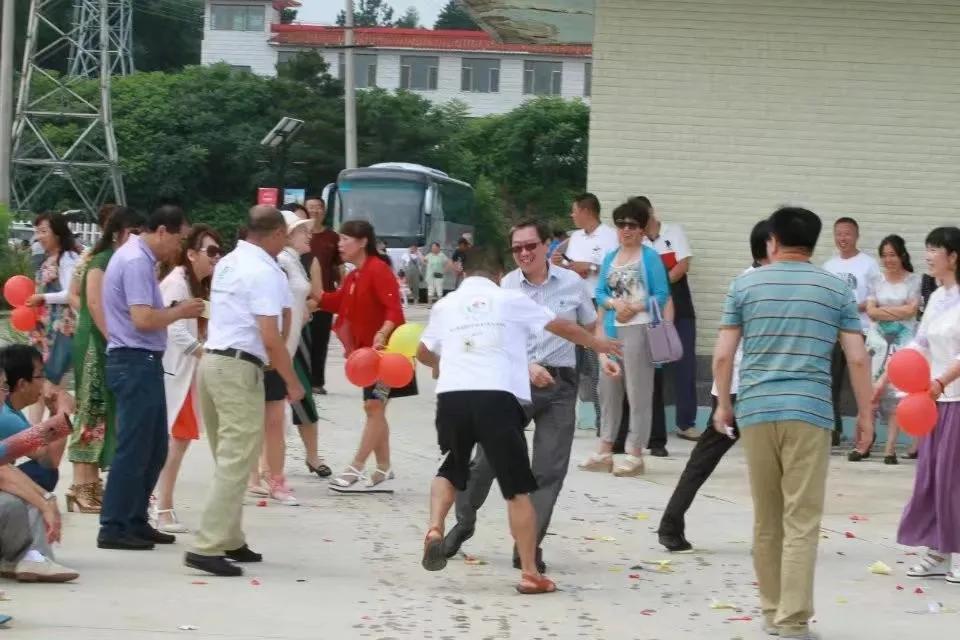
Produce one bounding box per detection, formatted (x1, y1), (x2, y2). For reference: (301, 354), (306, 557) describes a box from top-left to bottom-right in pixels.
(260, 117), (304, 192)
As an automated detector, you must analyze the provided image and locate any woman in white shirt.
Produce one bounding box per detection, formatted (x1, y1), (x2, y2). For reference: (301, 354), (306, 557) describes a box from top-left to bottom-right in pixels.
(152, 225), (222, 532)
(852, 235), (921, 464)
(897, 226), (960, 583)
(24, 212), (81, 424)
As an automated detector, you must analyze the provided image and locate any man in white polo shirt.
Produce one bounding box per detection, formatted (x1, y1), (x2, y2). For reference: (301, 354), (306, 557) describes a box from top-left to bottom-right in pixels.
(552, 193), (618, 432)
(417, 246), (619, 595)
(185, 206), (303, 577)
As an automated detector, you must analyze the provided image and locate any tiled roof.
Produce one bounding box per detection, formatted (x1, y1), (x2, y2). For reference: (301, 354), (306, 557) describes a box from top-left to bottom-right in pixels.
(270, 25), (591, 56)
(272, 1), (301, 9)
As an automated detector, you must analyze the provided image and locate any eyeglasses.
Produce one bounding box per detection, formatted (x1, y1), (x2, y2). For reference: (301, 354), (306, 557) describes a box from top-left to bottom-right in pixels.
(204, 246), (222, 258)
(511, 242), (541, 255)
(615, 220), (641, 230)
(0, 382), (8, 394)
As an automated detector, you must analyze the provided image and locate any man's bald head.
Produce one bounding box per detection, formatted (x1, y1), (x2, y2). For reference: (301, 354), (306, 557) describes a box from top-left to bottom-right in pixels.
(247, 205), (285, 237)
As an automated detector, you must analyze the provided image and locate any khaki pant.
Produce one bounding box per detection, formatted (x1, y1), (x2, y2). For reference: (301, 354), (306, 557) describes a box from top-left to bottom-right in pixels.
(192, 355), (265, 557)
(740, 420), (831, 636)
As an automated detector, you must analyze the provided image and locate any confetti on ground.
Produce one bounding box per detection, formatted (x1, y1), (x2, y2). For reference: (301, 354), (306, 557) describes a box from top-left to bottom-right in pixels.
(897, 585), (905, 591)
(710, 600), (737, 610)
(584, 535), (617, 542)
(190, 580), (207, 585)
(463, 555), (487, 566)
(915, 587), (925, 594)
(608, 566), (622, 572)
(256, 500), (267, 507)
(726, 616), (753, 622)
(628, 573), (641, 579)
(640, 609), (656, 616)
(632, 513), (650, 520)
(870, 561), (892, 575)
(850, 514), (869, 522)
(844, 532), (857, 539)
(836, 597), (848, 604)
(178, 625), (198, 631)
(296, 579), (308, 583)
(250, 579), (261, 586)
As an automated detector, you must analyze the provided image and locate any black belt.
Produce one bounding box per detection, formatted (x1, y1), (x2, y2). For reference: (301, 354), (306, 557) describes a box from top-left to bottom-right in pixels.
(206, 348), (265, 369)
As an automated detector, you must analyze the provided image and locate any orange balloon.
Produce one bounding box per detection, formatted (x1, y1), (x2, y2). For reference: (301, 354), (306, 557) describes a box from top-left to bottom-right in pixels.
(378, 352), (414, 388)
(10, 306), (38, 333)
(887, 349), (930, 394)
(345, 348), (381, 387)
(3, 275), (35, 308)
(895, 392), (939, 437)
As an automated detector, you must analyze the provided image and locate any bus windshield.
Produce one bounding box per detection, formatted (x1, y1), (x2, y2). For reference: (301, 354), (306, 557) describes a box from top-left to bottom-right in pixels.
(338, 179), (425, 238)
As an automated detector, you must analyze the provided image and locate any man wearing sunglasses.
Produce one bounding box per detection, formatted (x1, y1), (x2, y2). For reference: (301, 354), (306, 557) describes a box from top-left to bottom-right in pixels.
(442, 221), (597, 574)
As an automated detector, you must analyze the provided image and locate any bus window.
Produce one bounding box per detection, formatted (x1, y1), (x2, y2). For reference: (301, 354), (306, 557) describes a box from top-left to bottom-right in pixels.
(338, 179), (426, 238)
(437, 181), (473, 226)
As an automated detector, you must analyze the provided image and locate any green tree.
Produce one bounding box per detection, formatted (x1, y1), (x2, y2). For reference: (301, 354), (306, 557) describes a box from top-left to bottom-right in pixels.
(394, 6), (420, 28)
(434, 1), (480, 30)
(336, 0), (395, 27)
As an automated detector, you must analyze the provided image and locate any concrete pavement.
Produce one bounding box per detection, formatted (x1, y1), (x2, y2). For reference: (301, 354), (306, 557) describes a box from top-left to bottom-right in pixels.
(2, 311), (956, 638)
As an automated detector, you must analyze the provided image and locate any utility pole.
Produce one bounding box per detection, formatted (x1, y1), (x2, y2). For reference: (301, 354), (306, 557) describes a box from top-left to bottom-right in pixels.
(0, 0), (15, 207)
(344, 0), (358, 169)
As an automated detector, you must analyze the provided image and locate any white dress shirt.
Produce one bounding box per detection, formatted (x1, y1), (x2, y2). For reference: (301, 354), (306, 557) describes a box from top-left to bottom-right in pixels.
(206, 241), (292, 363)
(911, 284), (960, 402)
(420, 276), (556, 403)
(278, 247), (311, 358)
(564, 223), (618, 296)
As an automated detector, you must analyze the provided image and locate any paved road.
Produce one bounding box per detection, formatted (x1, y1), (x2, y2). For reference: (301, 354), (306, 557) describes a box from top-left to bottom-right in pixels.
(2, 306), (956, 638)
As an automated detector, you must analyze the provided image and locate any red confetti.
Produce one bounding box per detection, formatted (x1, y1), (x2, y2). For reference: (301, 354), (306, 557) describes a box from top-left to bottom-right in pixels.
(256, 500), (267, 507)
(250, 579), (261, 586)
(844, 532), (856, 539)
(640, 609), (656, 616)
(849, 515), (869, 522)
(628, 573), (641, 579)
(727, 616), (753, 622)
(915, 587), (924, 594)
(896, 585), (904, 591)
(191, 580), (207, 585)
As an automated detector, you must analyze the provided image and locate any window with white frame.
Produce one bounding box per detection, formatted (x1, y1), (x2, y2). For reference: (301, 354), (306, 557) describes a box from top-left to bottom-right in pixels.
(461, 58), (500, 93)
(400, 55), (439, 91)
(338, 53), (378, 88)
(277, 51), (298, 66)
(584, 62), (592, 97)
(210, 4), (266, 32)
(523, 60), (562, 95)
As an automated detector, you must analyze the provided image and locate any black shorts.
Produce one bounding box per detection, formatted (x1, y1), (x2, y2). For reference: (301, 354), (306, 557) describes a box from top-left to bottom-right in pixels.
(362, 375), (419, 403)
(435, 390), (538, 500)
(264, 369), (286, 402)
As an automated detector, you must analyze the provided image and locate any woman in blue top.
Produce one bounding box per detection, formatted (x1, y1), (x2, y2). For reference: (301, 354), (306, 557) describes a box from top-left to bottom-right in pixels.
(579, 200), (670, 477)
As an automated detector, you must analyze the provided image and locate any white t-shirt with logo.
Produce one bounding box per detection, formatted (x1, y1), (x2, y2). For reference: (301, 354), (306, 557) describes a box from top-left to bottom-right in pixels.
(564, 223), (619, 296)
(420, 276), (556, 403)
(823, 251), (881, 331)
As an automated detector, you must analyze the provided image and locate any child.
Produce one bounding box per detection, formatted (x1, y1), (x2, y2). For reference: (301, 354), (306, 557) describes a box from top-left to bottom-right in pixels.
(397, 270), (411, 308)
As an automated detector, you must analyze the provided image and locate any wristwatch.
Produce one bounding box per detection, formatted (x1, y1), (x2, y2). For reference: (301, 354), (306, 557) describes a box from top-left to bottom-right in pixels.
(42, 491), (56, 503)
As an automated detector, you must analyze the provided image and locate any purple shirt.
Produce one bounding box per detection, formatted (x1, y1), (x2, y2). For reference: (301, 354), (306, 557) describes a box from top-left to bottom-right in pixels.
(103, 235), (166, 352)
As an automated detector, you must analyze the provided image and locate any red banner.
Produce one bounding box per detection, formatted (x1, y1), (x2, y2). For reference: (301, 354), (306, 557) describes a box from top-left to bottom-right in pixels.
(257, 187), (280, 206)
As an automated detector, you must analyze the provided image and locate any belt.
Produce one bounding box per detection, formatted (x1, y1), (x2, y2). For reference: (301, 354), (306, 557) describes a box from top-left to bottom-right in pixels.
(206, 348), (265, 369)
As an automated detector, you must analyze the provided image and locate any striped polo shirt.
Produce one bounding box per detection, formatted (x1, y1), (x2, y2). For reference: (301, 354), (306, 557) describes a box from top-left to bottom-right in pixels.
(720, 260), (861, 430)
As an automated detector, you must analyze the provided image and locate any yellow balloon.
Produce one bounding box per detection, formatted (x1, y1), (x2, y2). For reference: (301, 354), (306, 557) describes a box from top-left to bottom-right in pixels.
(387, 322), (425, 357)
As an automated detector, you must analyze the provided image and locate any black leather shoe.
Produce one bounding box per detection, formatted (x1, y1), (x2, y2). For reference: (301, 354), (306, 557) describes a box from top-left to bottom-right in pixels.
(512, 547), (547, 574)
(658, 533), (693, 553)
(847, 449), (870, 462)
(97, 535), (155, 551)
(441, 523), (475, 558)
(135, 525), (176, 544)
(185, 552), (243, 577)
(649, 447), (669, 457)
(225, 544), (263, 563)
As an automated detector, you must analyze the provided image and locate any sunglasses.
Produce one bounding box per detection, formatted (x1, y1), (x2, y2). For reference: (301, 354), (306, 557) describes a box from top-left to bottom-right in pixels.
(511, 242), (541, 255)
(203, 246), (222, 258)
(615, 220), (641, 230)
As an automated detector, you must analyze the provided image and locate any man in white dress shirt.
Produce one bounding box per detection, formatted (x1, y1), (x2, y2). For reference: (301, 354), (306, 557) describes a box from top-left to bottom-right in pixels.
(185, 206), (303, 577)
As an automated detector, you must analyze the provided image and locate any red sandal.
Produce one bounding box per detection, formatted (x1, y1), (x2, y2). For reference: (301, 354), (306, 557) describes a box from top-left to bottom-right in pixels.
(516, 573), (557, 594)
(421, 526), (447, 572)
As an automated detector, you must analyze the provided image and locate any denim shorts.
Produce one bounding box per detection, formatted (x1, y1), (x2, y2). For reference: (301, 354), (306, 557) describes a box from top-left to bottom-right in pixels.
(44, 331), (73, 385)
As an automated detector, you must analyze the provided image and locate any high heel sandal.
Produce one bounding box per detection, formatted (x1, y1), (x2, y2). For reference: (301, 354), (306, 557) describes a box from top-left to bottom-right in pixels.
(306, 460), (332, 478)
(65, 482), (101, 514)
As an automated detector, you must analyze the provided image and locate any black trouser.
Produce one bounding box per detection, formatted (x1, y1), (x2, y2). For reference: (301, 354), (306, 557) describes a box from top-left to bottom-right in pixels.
(309, 310), (333, 388)
(657, 395), (738, 539)
(613, 368), (665, 453)
(830, 336), (864, 440)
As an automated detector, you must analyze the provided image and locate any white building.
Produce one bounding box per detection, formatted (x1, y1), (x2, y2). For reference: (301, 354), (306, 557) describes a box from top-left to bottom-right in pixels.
(200, 0), (592, 116)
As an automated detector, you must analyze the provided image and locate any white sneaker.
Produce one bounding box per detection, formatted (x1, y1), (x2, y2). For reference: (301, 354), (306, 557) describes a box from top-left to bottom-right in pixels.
(907, 552), (949, 578)
(946, 553), (960, 584)
(13, 556), (79, 583)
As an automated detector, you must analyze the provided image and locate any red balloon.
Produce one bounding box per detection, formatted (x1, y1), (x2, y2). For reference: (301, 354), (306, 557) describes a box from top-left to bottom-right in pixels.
(3, 275), (35, 308)
(887, 349), (930, 394)
(378, 352), (414, 388)
(10, 306), (38, 332)
(896, 392), (939, 437)
(345, 348), (381, 387)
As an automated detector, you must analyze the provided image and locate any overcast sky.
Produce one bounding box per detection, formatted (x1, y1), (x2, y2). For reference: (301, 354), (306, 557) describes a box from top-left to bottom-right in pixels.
(297, 0), (445, 27)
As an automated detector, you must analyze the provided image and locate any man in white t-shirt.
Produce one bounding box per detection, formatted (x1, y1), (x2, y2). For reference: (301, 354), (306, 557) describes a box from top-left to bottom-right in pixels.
(551, 193), (618, 431)
(658, 220), (770, 553)
(823, 217), (880, 444)
(417, 246), (619, 595)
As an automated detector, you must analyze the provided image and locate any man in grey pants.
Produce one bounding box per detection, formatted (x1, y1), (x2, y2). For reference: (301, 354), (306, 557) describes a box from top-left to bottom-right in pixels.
(441, 220), (597, 572)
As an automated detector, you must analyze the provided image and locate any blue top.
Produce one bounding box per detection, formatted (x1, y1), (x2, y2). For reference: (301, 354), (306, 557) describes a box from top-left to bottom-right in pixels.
(103, 234), (166, 352)
(0, 400), (29, 441)
(721, 261), (861, 430)
(595, 245), (670, 338)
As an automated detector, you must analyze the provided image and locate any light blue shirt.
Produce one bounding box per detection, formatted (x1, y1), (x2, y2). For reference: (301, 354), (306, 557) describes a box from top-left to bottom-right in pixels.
(501, 264), (597, 367)
(721, 261), (861, 430)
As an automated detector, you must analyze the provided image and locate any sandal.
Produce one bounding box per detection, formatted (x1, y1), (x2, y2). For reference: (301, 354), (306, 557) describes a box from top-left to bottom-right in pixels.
(578, 453), (613, 473)
(307, 460), (333, 478)
(613, 454), (645, 477)
(516, 572), (557, 595)
(328, 465), (367, 493)
(365, 467), (395, 493)
(422, 526), (447, 571)
(154, 508), (189, 534)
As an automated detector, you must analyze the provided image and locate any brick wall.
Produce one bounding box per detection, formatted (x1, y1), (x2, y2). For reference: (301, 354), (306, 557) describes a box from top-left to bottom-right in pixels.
(588, 0), (960, 355)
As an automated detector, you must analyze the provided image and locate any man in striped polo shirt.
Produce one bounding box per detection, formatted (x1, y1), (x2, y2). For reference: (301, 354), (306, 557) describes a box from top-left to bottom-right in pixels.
(711, 207), (874, 640)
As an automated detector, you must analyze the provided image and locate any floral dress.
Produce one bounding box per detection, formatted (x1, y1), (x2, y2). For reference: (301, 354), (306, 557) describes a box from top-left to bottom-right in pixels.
(30, 252), (78, 383)
(866, 272), (921, 399)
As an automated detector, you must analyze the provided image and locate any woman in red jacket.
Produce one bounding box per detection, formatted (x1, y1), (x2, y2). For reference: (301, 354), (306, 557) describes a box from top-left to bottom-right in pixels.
(318, 220), (414, 494)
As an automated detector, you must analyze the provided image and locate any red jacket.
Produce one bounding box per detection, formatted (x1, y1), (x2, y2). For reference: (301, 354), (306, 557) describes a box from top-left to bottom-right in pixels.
(318, 255), (405, 352)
